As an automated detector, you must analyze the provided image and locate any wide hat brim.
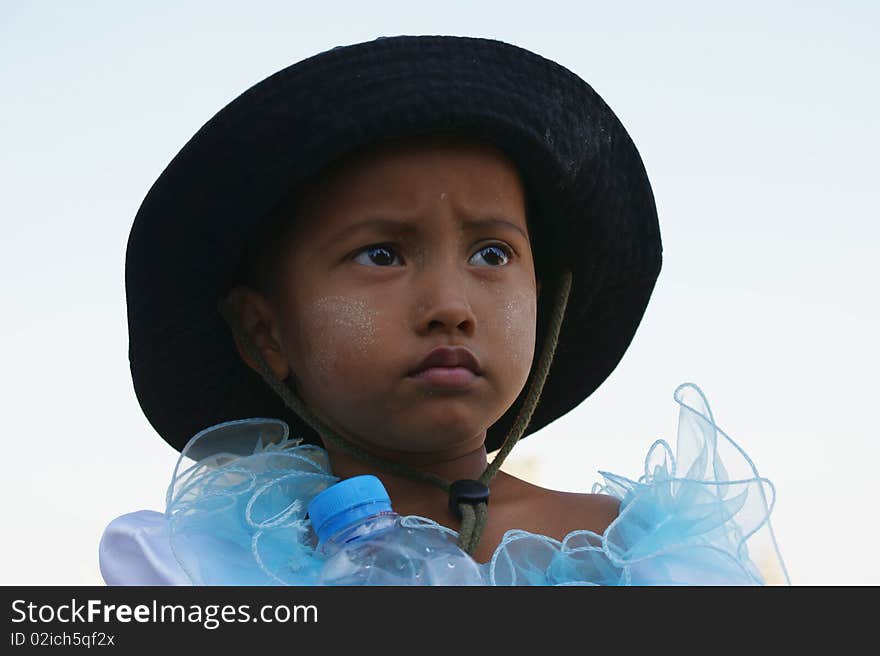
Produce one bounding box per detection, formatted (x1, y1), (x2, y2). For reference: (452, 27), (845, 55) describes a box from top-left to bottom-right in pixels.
(125, 35), (662, 454)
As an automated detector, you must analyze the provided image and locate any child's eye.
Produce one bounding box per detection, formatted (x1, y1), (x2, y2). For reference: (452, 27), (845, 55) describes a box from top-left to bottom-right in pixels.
(469, 243), (512, 267)
(353, 244), (403, 267)
(352, 242), (513, 268)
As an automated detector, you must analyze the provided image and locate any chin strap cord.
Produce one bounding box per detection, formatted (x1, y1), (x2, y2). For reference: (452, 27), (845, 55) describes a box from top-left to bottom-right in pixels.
(217, 268), (572, 558)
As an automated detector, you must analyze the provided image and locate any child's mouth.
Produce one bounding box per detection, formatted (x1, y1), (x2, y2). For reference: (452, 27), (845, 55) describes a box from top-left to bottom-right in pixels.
(409, 366), (479, 389)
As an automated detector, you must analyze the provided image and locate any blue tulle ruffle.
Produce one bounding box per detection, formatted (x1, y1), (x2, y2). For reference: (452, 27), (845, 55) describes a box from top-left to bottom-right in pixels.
(164, 383), (790, 585)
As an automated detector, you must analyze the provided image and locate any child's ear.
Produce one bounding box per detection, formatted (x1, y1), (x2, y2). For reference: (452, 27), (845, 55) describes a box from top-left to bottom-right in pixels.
(224, 285), (291, 382)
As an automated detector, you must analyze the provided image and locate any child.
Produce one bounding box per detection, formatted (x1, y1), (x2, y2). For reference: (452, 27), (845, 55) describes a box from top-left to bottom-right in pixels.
(101, 35), (789, 585)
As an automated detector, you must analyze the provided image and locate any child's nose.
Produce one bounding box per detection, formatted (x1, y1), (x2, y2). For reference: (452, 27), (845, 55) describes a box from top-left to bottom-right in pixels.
(414, 266), (477, 338)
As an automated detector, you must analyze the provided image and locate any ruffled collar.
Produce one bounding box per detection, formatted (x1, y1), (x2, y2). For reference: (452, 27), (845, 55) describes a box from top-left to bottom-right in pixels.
(164, 383), (790, 585)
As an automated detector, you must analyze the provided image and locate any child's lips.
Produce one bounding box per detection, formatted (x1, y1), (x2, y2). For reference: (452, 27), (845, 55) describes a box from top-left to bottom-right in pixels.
(409, 345), (483, 377)
(408, 366), (479, 389)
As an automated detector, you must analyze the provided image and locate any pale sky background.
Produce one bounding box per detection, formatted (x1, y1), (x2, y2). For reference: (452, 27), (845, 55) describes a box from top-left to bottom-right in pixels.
(2, 1), (877, 585)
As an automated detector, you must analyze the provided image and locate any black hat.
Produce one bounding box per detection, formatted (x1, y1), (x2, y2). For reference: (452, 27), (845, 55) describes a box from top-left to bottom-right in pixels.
(125, 35), (662, 454)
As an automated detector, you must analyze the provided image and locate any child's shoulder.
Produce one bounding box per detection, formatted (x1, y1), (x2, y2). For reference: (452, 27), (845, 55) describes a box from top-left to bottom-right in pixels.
(472, 473), (619, 564)
(494, 471), (620, 540)
(548, 487), (621, 537)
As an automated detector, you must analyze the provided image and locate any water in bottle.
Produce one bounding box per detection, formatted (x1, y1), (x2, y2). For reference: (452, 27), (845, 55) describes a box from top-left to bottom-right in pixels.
(307, 475), (485, 585)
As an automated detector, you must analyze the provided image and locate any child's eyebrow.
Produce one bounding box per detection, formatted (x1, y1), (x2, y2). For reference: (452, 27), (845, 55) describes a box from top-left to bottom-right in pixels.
(328, 217), (528, 242)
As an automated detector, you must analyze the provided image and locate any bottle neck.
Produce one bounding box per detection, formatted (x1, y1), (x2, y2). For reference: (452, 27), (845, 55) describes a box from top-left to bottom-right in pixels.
(317, 511), (398, 556)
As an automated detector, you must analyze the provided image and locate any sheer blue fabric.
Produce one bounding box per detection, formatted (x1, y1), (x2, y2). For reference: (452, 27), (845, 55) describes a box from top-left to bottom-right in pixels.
(158, 382), (789, 586)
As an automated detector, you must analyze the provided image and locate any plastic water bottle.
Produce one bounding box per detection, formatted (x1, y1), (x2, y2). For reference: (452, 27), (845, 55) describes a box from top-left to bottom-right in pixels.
(307, 475), (485, 586)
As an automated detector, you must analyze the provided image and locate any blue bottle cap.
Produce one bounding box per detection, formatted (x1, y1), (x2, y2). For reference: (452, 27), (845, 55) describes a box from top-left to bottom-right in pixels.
(307, 475), (392, 543)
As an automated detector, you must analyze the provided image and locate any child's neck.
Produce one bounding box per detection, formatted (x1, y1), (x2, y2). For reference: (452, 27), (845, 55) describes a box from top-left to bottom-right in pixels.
(323, 438), (492, 529)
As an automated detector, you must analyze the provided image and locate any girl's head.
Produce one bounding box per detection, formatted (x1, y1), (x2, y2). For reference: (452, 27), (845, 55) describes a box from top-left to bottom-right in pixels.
(226, 132), (543, 462)
(124, 35), (661, 461)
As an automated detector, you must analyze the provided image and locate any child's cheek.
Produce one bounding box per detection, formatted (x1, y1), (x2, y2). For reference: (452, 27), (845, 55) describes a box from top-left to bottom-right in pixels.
(297, 295), (379, 388)
(490, 287), (537, 374)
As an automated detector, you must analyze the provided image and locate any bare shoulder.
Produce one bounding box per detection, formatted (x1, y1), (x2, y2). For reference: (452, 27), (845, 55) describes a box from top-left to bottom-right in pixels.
(495, 472), (620, 539)
(552, 489), (621, 536)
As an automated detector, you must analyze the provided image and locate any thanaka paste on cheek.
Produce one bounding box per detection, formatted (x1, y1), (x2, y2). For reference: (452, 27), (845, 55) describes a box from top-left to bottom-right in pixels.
(494, 287), (537, 371)
(299, 295), (378, 388)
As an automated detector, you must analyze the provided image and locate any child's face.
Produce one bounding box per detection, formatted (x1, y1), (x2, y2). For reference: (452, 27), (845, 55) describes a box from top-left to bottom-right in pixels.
(241, 136), (538, 460)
